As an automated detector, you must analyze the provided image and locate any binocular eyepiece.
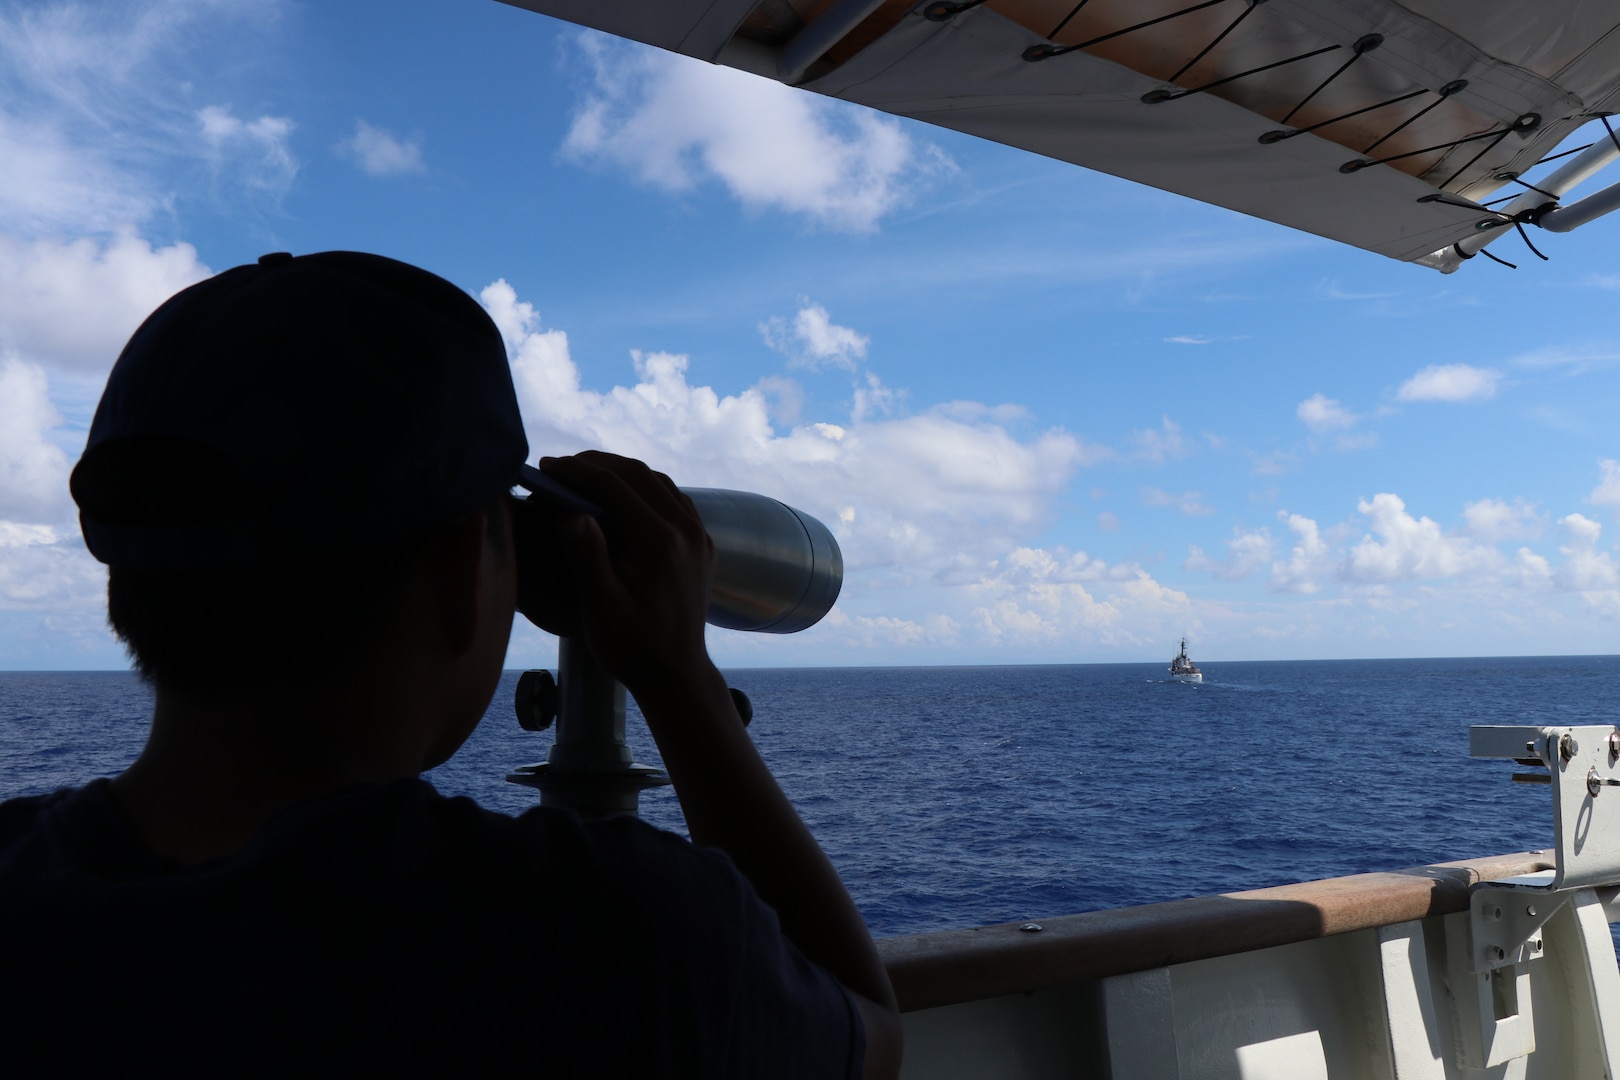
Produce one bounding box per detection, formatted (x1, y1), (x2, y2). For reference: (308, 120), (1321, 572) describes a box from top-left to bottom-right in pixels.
(516, 465), (843, 634)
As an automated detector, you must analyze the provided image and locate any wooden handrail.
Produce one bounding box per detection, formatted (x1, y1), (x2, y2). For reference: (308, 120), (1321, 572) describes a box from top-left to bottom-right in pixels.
(877, 850), (1554, 1012)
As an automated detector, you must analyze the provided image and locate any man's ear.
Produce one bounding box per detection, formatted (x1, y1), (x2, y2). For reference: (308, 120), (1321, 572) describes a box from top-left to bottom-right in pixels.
(434, 511), (488, 656)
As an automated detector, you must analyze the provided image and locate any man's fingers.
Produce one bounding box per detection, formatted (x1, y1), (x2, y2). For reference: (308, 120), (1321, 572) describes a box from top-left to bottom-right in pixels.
(543, 452), (700, 532)
(556, 514), (621, 608)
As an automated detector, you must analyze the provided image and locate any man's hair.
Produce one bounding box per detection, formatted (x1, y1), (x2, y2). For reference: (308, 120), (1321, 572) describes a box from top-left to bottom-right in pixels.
(106, 553), (414, 692)
(101, 487), (510, 692)
(81, 437), (423, 690)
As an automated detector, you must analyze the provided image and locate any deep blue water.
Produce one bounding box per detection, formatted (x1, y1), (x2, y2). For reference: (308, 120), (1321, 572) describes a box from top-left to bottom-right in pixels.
(2, 657), (1614, 938)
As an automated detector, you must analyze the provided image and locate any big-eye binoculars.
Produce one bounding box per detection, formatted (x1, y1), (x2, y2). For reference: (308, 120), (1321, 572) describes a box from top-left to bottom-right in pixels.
(509, 470), (844, 816)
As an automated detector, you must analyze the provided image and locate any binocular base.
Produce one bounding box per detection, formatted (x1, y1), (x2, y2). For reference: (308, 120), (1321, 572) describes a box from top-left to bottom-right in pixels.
(507, 761), (672, 817)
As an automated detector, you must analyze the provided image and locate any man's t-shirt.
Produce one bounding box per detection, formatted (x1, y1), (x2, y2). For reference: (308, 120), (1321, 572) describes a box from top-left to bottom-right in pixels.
(0, 778), (863, 1076)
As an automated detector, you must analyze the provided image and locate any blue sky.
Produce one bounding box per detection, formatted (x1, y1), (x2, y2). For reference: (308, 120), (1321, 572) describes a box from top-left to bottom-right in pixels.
(3, 0), (1620, 670)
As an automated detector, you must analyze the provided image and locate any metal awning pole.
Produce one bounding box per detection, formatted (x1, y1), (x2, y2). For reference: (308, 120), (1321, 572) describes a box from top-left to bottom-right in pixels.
(1443, 130), (1620, 262)
(776, 0), (889, 84)
(1536, 178), (1620, 232)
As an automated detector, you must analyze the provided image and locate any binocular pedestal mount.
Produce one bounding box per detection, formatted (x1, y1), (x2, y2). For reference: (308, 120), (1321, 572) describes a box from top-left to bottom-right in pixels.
(506, 636), (670, 816)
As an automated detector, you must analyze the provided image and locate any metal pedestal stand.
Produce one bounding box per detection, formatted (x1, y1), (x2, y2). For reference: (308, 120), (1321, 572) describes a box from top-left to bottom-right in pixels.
(506, 636), (670, 817)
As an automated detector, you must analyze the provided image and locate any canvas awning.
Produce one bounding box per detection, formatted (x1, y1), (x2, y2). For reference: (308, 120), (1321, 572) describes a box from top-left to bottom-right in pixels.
(503, 0), (1620, 270)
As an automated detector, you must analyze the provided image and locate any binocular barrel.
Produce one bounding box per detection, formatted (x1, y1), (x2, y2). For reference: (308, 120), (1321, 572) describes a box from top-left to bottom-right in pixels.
(684, 488), (843, 634)
(509, 483), (842, 812)
(515, 466), (843, 635)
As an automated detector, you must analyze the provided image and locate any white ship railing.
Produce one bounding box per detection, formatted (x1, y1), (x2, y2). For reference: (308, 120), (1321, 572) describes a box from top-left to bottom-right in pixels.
(878, 849), (1563, 1012)
(877, 724), (1620, 1078)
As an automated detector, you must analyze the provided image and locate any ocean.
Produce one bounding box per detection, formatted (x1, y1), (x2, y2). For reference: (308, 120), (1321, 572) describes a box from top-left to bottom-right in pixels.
(2, 656), (1615, 939)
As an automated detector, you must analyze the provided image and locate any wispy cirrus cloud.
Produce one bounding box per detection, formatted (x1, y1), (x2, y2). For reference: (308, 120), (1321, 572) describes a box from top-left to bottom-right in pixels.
(1511, 344), (1620, 375)
(0, 1), (294, 231)
(1248, 449), (1298, 476)
(1315, 279), (1396, 301)
(197, 105), (297, 193)
(1141, 487), (1215, 516)
(1163, 333), (1251, 345)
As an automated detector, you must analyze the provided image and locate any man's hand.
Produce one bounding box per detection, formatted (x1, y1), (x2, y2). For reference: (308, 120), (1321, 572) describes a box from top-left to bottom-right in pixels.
(513, 451), (714, 694)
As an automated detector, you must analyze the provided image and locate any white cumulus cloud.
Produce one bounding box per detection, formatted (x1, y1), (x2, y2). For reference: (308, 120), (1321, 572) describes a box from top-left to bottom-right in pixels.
(814, 608), (960, 650)
(0, 232), (210, 375)
(961, 546), (1193, 649)
(338, 119), (424, 177)
(1296, 393), (1357, 433)
(0, 356), (105, 626)
(760, 302), (868, 371)
(1588, 460), (1620, 515)
(1132, 416), (1189, 462)
(1555, 513), (1618, 591)
(1270, 512), (1331, 594)
(0, 526), (104, 614)
(1186, 527), (1272, 580)
(1396, 363), (1501, 402)
(0, 357), (72, 523)
(1462, 498), (1542, 542)
(562, 34), (951, 232)
(1346, 493), (1501, 582)
(482, 278), (1090, 574)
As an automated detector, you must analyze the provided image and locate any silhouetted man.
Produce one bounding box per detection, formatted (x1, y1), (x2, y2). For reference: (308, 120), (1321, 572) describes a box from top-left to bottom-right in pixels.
(0, 252), (900, 1077)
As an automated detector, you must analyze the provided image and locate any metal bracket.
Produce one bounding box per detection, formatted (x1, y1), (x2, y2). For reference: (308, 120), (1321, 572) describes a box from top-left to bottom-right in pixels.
(1447, 881), (1557, 1070)
(1470, 724), (1620, 889)
(1460, 724), (1620, 1069)
(1470, 879), (1557, 973)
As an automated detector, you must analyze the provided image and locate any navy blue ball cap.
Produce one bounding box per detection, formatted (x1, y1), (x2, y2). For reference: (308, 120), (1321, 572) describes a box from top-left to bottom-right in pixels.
(71, 251), (529, 569)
